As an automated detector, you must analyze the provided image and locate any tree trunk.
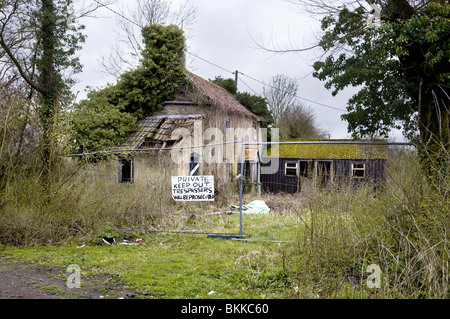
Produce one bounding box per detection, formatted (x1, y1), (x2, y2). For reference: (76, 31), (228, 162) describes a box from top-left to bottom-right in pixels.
(38, 0), (59, 190)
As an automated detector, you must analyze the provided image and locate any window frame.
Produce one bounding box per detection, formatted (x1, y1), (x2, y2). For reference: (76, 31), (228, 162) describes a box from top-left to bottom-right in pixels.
(118, 157), (134, 184)
(284, 161), (298, 177)
(351, 162), (366, 179)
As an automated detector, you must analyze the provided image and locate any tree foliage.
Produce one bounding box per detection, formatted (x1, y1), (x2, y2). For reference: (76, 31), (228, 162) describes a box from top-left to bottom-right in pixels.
(100, 0), (196, 76)
(311, 0), (449, 182)
(235, 92), (274, 126)
(0, 0), (86, 187)
(71, 24), (188, 153)
(209, 76), (274, 125)
(71, 87), (137, 153)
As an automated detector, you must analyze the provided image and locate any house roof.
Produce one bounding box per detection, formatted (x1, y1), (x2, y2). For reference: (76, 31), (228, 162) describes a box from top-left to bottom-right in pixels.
(265, 139), (388, 159)
(125, 114), (204, 150)
(188, 72), (260, 121)
(122, 72), (260, 150)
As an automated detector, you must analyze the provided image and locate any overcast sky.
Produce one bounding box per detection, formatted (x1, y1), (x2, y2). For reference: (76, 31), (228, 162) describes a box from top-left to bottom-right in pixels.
(74, 0), (404, 141)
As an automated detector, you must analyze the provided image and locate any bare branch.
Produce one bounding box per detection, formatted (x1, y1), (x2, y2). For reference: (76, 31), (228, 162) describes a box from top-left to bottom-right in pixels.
(0, 1), (40, 91)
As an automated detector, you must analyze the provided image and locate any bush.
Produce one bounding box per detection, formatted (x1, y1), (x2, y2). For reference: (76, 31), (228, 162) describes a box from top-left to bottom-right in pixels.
(288, 147), (449, 298)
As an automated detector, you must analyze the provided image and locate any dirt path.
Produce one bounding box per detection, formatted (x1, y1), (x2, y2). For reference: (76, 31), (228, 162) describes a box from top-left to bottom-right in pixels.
(0, 257), (142, 299)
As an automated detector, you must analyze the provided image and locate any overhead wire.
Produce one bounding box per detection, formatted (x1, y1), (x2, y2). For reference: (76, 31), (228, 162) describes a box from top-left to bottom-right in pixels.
(238, 71), (346, 112)
(91, 0), (346, 113)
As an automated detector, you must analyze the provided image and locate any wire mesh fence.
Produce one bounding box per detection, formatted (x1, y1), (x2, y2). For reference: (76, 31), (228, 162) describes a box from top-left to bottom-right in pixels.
(63, 139), (414, 239)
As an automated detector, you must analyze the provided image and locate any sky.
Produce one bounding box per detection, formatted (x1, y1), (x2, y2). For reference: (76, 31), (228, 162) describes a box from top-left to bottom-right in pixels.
(73, 0), (405, 141)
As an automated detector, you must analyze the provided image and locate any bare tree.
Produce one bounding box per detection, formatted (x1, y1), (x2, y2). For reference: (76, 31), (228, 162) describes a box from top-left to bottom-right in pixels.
(99, 0), (197, 77)
(263, 74), (299, 126)
(278, 103), (329, 139)
(0, 0), (113, 187)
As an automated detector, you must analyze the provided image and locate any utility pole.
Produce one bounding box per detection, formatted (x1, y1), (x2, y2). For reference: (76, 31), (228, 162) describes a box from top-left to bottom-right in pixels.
(235, 70), (238, 88)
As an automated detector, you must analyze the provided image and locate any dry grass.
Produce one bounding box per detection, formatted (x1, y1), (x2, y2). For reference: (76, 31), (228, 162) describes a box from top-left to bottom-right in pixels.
(0, 147), (448, 298)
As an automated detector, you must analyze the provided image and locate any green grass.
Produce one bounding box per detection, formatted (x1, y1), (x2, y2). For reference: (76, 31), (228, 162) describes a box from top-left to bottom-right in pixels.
(1, 212), (300, 299)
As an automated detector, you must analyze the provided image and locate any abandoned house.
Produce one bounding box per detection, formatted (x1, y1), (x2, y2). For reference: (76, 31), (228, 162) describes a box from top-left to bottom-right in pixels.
(259, 140), (388, 194)
(114, 72), (262, 187)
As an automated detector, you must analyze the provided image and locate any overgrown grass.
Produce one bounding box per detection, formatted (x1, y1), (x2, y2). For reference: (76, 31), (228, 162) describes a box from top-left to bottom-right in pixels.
(282, 148), (449, 298)
(0, 148), (448, 298)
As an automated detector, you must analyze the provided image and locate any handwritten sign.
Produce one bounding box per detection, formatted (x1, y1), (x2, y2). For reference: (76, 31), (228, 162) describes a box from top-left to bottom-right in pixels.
(172, 175), (214, 201)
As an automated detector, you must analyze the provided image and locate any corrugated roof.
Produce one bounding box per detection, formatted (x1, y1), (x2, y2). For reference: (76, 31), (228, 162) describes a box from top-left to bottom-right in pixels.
(266, 139), (388, 159)
(125, 114), (205, 150)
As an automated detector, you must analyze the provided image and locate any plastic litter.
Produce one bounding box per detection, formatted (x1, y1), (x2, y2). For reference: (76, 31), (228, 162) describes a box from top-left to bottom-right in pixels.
(230, 200), (270, 215)
(102, 237), (115, 245)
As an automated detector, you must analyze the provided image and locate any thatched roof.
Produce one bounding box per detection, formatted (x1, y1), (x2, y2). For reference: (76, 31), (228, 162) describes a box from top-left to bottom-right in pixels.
(122, 72), (260, 150)
(188, 72), (260, 121)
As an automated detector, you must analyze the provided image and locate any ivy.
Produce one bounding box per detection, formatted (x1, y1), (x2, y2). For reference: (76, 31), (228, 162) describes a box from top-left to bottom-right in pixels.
(71, 24), (188, 153)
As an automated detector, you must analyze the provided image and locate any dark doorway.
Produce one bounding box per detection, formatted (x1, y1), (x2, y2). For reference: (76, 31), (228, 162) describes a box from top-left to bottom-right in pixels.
(118, 158), (134, 183)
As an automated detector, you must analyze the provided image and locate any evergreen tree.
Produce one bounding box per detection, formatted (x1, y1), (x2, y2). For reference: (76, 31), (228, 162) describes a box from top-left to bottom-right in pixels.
(71, 24), (188, 152)
(0, 0), (85, 187)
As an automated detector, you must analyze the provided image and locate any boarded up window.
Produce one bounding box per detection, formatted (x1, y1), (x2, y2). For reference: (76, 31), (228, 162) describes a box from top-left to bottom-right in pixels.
(190, 153), (200, 176)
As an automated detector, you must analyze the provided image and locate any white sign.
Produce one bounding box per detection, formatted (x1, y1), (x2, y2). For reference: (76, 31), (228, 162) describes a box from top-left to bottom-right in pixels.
(172, 175), (215, 201)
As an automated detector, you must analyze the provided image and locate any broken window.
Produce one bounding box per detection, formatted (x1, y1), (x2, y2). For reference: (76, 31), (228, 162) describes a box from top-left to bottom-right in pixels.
(316, 161), (332, 188)
(190, 153), (199, 176)
(118, 158), (134, 183)
(299, 161), (311, 178)
(285, 162), (298, 177)
(351, 163), (366, 178)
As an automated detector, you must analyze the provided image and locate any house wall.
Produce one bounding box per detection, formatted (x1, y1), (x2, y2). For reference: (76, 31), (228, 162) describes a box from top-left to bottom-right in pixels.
(260, 157), (386, 194)
(154, 102), (261, 187)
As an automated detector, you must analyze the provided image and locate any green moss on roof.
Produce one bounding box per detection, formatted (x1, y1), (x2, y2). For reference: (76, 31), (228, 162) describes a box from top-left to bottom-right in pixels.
(266, 139), (388, 159)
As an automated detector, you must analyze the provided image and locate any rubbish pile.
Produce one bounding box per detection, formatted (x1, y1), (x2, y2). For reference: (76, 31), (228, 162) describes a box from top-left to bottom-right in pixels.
(230, 200), (270, 215)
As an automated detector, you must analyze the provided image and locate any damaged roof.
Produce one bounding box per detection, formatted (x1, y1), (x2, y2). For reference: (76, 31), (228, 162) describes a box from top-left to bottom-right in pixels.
(122, 72), (260, 150)
(125, 114), (204, 150)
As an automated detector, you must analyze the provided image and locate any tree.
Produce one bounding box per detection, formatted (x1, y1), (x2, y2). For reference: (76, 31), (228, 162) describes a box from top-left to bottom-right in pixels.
(263, 74), (298, 126)
(262, 74), (327, 138)
(235, 92), (274, 126)
(100, 0), (196, 77)
(71, 87), (137, 153)
(210, 75), (237, 95)
(0, 0), (86, 187)
(209, 76), (274, 125)
(72, 24), (188, 152)
(115, 24), (188, 117)
(277, 103), (328, 139)
(308, 0), (449, 183)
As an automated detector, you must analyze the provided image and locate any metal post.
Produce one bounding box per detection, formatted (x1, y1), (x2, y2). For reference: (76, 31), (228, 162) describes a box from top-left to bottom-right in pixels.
(239, 138), (245, 237)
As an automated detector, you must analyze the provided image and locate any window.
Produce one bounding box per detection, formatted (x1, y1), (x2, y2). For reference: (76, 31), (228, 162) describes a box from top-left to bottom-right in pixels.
(299, 161), (311, 178)
(118, 158), (134, 183)
(223, 115), (230, 135)
(285, 162), (298, 177)
(351, 163), (365, 178)
(190, 153), (200, 176)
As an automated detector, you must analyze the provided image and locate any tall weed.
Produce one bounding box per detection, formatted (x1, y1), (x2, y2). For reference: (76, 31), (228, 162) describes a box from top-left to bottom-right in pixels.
(289, 147), (449, 298)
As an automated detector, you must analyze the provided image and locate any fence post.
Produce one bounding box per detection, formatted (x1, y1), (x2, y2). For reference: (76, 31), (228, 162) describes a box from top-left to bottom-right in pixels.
(239, 138), (245, 237)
